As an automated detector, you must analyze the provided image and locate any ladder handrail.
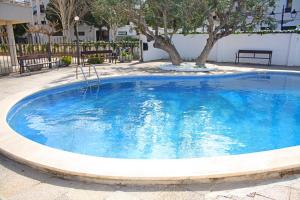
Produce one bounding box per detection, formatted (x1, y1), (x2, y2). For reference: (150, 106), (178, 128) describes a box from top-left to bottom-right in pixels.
(79, 65), (90, 87)
(77, 64), (100, 87)
(92, 65), (101, 84)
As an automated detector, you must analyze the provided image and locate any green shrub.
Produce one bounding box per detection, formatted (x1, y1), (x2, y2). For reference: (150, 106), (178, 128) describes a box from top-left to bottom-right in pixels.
(121, 51), (129, 57)
(61, 56), (72, 66)
(87, 56), (104, 64)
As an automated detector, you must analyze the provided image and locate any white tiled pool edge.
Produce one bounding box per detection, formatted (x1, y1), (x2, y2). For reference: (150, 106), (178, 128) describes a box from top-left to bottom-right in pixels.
(1, 75), (300, 185)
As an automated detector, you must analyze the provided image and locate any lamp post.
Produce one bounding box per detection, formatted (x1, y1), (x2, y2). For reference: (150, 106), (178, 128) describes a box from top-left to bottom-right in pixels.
(291, 9), (298, 19)
(280, 5), (285, 31)
(74, 16), (80, 66)
(270, 6), (299, 31)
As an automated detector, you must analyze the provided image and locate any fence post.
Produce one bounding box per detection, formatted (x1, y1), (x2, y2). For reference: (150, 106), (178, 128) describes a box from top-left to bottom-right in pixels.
(18, 43), (24, 74)
(47, 36), (52, 69)
(139, 40), (144, 62)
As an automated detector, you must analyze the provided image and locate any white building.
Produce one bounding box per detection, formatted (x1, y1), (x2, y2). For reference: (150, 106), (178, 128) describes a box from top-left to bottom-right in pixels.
(267, 0), (300, 30)
(30, 0), (137, 42)
(30, 0), (99, 41)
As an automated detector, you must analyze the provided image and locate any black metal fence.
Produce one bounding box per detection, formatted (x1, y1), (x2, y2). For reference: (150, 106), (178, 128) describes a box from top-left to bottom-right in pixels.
(0, 40), (140, 76)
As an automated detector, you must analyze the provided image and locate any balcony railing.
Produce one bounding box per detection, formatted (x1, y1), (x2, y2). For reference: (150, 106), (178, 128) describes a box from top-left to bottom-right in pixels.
(0, 0), (31, 7)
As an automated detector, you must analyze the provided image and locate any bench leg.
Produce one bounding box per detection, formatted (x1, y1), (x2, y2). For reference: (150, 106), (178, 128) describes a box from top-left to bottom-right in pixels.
(235, 54), (237, 64)
(20, 66), (25, 74)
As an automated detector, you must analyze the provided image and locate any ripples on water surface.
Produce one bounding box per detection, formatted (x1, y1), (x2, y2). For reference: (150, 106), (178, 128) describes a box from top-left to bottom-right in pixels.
(7, 73), (300, 159)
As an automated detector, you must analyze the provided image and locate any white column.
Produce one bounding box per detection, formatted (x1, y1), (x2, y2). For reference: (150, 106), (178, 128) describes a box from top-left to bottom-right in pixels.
(6, 24), (18, 67)
(36, 0), (41, 25)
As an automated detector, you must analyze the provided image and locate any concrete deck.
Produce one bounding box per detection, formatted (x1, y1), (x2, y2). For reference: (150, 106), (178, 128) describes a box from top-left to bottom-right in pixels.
(1, 62), (300, 199)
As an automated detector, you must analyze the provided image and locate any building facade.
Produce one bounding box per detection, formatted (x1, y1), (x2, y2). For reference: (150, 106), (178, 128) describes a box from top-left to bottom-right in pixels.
(0, 0), (33, 68)
(30, 0), (137, 42)
(268, 0), (300, 30)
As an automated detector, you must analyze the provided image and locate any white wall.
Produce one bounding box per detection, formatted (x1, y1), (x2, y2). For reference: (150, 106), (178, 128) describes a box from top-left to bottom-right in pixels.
(142, 33), (300, 67)
(76, 24), (98, 41)
(117, 25), (137, 37)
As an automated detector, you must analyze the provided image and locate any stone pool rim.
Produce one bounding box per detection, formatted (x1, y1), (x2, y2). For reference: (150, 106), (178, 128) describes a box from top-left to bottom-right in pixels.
(1, 72), (300, 184)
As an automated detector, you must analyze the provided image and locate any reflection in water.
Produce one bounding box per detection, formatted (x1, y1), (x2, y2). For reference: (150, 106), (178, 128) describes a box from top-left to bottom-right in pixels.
(8, 73), (300, 159)
(199, 132), (245, 157)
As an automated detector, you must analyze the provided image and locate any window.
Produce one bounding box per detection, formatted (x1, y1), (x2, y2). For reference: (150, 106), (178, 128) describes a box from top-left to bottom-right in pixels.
(118, 31), (127, 36)
(33, 5), (37, 15)
(40, 5), (45, 13)
(260, 27), (270, 30)
(285, 0), (293, 12)
(41, 21), (46, 25)
(78, 32), (85, 36)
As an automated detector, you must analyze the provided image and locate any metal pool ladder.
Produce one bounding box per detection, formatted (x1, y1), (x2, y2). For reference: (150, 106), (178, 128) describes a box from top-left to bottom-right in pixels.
(77, 65), (101, 87)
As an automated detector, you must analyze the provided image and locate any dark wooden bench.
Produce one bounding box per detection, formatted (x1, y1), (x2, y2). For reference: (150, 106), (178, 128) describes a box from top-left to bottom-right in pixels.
(81, 50), (118, 66)
(235, 50), (272, 65)
(17, 54), (58, 74)
(76, 50), (118, 78)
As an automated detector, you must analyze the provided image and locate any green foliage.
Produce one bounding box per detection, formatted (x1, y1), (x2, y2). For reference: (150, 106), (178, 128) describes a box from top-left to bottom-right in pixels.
(0, 44), (8, 52)
(92, 0), (127, 31)
(26, 44), (34, 53)
(13, 24), (28, 38)
(61, 56), (72, 66)
(116, 36), (139, 42)
(144, 0), (185, 32)
(45, 2), (62, 31)
(41, 44), (48, 52)
(121, 51), (129, 57)
(87, 56), (104, 64)
(181, 0), (276, 36)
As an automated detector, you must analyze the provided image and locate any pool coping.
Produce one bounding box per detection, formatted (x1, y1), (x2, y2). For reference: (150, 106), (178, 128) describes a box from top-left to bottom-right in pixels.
(1, 72), (300, 184)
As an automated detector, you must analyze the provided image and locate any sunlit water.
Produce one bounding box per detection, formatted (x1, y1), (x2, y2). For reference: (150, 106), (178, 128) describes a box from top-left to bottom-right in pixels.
(7, 73), (300, 159)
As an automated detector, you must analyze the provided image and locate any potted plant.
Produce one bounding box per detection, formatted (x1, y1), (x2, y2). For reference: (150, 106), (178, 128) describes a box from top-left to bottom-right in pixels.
(119, 50), (132, 63)
(60, 56), (72, 67)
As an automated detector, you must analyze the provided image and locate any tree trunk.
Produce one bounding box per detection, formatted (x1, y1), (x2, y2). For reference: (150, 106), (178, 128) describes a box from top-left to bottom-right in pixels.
(196, 35), (216, 67)
(153, 36), (182, 65)
(63, 29), (68, 42)
(109, 25), (118, 42)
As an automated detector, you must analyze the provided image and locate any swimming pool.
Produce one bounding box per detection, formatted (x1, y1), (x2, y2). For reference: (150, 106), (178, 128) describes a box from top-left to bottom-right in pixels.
(6, 72), (300, 160)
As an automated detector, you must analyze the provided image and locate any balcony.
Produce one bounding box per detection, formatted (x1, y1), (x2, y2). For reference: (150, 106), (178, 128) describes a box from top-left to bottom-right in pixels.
(0, 0), (32, 25)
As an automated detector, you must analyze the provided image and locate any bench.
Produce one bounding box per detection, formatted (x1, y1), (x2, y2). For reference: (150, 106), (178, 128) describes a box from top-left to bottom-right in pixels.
(77, 50), (118, 78)
(81, 50), (118, 66)
(18, 54), (58, 74)
(235, 50), (272, 65)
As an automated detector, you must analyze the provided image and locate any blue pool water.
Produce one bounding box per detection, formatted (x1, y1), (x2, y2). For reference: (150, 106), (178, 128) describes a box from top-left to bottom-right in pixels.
(7, 72), (300, 159)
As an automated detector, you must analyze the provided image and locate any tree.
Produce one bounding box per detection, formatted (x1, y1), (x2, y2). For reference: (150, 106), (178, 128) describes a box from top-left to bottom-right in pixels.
(123, 0), (184, 65)
(183, 0), (276, 66)
(92, 0), (128, 42)
(27, 22), (60, 68)
(13, 24), (28, 38)
(46, 0), (91, 40)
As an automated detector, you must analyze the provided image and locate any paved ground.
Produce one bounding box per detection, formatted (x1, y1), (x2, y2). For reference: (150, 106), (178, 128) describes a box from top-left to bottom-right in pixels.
(1, 62), (300, 200)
